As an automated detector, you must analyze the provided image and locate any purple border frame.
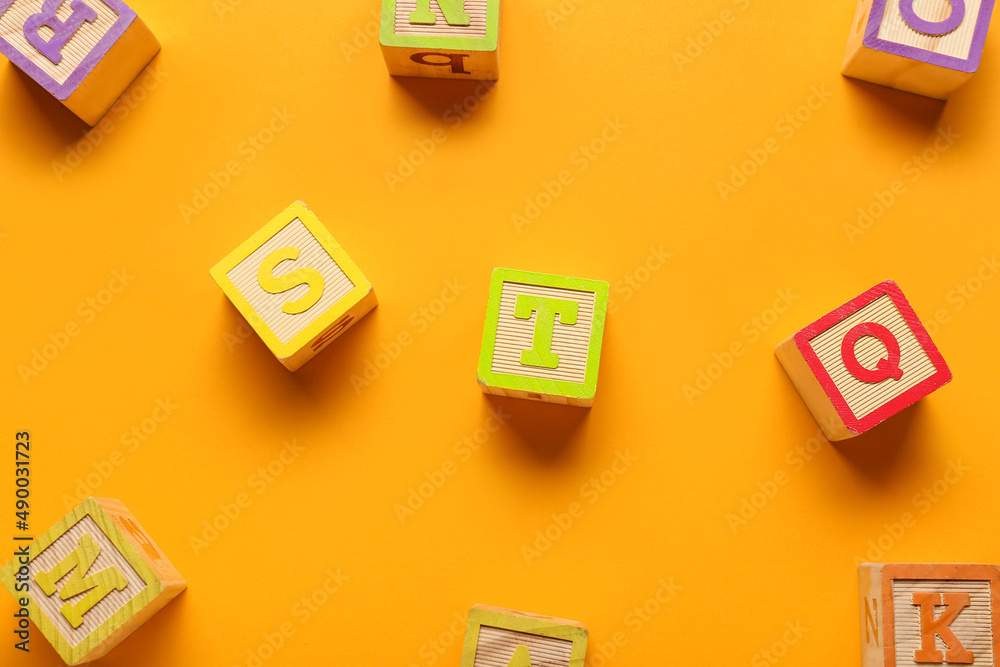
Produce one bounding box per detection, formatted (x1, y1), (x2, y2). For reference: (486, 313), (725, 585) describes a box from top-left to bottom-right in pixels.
(864, 0), (995, 71)
(0, 0), (136, 100)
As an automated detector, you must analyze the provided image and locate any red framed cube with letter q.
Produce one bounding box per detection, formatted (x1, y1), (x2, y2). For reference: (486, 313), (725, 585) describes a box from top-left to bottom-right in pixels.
(775, 280), (951, 441)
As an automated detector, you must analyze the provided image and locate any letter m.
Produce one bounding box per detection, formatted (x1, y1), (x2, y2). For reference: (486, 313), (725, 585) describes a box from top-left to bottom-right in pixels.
(409, 0), (471, 26)
(33, 534), (128, 628)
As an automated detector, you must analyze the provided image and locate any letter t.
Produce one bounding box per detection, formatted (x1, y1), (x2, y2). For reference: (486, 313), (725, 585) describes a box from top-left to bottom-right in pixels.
(514, 294), (578, 369)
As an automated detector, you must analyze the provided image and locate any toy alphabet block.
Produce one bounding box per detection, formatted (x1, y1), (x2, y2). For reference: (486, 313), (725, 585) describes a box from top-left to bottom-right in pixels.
(0, 0), (159, 124)
(477, 268), (609, 407)
(842, 0), (996, 98)
(210, 201), (378, 371)
(379, 0), (501, 80)
(859, 563), (1000, 667)
(0, 497), (185, 665)
(775, 280), (951, 441)
(460, 604), (588, 667)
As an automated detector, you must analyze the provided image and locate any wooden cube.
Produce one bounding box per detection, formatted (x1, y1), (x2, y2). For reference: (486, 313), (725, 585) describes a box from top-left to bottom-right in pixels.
(775, 280), (951, 441)
(859, 563), (1000, 666)
(460, 604), (588, 667)
(842, 0), (996, 98)
(0, 0), (160, 124)
(477, 268), (609, 407)
(0, 497), (185, 665)
(210, 201), (377, 371)
(379, 0), (501, 80)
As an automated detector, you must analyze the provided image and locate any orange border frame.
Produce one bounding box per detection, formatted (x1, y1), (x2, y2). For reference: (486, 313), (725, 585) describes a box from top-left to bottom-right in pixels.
(881, 563), (1000, 667)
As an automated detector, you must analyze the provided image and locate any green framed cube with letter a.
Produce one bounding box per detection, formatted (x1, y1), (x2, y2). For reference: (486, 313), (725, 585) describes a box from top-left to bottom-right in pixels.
(379, 0), (502, 80)
(477, 268), (609, 407)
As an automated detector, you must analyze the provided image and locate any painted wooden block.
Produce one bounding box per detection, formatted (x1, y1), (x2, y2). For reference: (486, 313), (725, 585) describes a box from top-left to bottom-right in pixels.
(379, 0), (501, 80)
(0, 497), (185, 665)
(859, 563), (1000, 667)
(0, 0), (159, 124)
(460, 604), (588, 667)
(477, 268), (609, 407)
(210, 201), (378, 372)
(774, 280), (951, 441)
(842, 0), (996, 98)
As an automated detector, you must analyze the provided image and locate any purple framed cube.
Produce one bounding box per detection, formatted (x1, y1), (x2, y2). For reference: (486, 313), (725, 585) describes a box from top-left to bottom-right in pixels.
(842, 0), (995, 98)
(0, 0), (159, 124)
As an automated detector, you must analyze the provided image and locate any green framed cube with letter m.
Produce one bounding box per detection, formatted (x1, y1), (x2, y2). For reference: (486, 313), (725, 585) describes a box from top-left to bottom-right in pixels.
(379, 0), (502, 80)
(477, 268), (609, 407)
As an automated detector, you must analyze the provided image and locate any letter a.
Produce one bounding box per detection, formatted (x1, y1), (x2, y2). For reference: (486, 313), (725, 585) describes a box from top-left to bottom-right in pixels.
(507, 645), (532, 667)
(33, 534), (129, 628)
(912, 592), (974, 663)
(514, 294), (578, 369)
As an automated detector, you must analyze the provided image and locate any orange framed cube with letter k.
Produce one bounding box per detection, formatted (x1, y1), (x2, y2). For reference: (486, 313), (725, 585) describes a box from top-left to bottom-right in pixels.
(859, 563), (1000, 666)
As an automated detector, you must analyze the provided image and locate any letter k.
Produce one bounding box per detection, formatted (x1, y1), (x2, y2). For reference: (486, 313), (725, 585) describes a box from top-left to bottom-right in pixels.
(912, 592), (974, 663)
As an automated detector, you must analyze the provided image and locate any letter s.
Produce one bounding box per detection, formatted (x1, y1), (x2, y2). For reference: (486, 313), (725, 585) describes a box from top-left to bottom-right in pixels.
(257, 247), (324, 314)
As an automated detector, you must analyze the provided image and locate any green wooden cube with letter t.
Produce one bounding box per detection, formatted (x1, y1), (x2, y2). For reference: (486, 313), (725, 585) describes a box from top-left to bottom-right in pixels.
(477, 268), (609, 407)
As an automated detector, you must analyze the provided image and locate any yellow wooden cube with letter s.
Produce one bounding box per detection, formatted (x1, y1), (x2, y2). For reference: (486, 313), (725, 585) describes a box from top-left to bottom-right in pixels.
(0, 497), (186, 665)
(210, 201), (378, 371)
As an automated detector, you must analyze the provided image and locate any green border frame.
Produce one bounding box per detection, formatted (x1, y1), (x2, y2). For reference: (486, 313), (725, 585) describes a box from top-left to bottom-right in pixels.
(459, 606), (588, 667)
(0, 498), (162, 665)
(379, 0), (500, 51)
(477, 268), (609, 401)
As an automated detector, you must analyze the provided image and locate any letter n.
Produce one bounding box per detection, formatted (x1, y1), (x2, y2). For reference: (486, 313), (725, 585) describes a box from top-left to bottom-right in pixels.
(409, 0), (471, 25)
(865, 598), (879, 646)
(33, 534), (129, 628)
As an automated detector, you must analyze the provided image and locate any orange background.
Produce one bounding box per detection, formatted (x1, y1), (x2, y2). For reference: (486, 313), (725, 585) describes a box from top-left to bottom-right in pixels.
(3, 0), (1000, 665)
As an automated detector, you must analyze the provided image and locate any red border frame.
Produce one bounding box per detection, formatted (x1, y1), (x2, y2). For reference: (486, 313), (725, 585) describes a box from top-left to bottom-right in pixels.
(794, 280), (952, 435)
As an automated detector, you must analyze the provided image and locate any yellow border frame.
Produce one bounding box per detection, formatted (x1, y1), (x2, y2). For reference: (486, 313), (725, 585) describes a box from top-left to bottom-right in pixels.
(209, 201), (373, 360)
(0, 498), (162, 665)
